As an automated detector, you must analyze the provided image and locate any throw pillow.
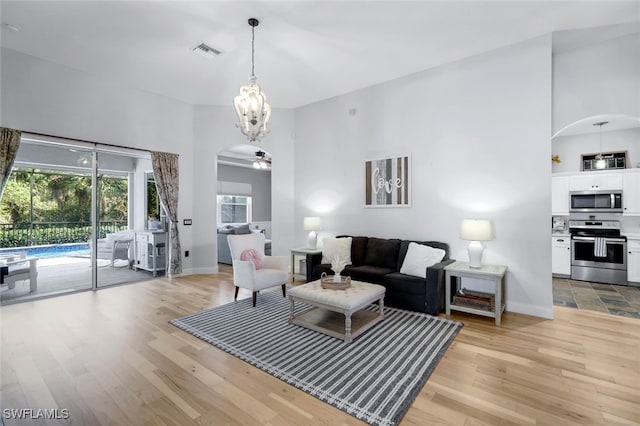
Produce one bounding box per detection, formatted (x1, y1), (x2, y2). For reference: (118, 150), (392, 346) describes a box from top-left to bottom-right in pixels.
(321, 237), (353, 265)
(400, 242), (446, 278)
(240, 248), (264, 269)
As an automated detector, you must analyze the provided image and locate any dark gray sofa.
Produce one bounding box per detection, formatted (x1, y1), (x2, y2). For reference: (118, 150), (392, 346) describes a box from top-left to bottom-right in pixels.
(217, 224), (271, 264)
(306, 236), (454, 315)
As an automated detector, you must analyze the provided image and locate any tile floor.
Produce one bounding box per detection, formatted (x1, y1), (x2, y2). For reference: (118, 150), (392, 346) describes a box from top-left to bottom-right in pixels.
(553, 277), (640, 319)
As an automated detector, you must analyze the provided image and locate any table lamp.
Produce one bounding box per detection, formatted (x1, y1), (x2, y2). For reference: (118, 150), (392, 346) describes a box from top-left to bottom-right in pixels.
(460, 219), (493, 268)
(304, 217), (321, 249)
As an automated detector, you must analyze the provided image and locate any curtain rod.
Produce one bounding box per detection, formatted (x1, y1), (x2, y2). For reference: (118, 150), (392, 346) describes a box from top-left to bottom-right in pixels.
(21, 130), (152, 154)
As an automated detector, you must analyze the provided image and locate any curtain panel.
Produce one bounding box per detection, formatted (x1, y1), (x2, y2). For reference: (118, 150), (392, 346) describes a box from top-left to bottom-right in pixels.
(150, 151), (182, 275)
(0, 128), (21, 201)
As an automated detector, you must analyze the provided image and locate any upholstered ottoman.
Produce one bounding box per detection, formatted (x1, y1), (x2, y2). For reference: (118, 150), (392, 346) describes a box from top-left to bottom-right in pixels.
(288, 280), (385, 342)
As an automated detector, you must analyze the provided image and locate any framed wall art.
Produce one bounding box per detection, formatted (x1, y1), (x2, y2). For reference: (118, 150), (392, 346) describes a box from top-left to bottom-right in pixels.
(364, 155), (411, 207)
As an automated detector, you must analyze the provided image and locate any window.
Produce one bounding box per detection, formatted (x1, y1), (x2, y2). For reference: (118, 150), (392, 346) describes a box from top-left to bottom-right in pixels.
(217, 195), (252, 224)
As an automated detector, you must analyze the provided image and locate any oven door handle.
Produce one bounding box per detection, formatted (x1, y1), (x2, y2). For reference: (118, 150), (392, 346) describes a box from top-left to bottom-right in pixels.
(572, 236), (626, 244)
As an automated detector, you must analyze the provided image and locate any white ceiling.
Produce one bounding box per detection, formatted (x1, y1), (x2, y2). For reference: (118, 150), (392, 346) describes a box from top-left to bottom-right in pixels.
(2, 1), (639, 109)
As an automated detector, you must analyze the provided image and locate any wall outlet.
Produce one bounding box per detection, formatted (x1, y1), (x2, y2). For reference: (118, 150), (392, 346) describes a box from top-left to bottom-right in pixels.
(185, 250), (189, 257)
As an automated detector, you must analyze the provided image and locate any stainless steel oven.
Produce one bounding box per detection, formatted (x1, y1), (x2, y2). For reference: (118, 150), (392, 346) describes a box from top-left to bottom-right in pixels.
(569, 220), (627, 285)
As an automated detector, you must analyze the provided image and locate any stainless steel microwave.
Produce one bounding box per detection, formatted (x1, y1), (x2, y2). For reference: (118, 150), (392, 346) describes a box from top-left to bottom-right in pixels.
(569, 190), (623, 213)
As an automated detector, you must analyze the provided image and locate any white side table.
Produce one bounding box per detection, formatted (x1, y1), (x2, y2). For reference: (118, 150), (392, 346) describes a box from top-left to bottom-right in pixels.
(445, 261), (507, 325)
(289, 248), (322, 282)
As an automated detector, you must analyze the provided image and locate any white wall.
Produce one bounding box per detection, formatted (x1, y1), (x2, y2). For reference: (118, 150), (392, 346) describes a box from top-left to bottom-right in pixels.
(1, 47), (196, 274)
(553, 33), (640, 133)
(192, 105), (295, 273)
(295, 36), (554, 318)
(552, 127), (640, 173)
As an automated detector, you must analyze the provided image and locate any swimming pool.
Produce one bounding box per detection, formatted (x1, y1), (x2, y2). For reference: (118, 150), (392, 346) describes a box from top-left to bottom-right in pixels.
(0, 243), (90, 259)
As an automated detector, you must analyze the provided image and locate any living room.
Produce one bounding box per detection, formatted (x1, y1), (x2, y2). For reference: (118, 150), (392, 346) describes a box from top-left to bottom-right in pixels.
(1, 2), (639, 425)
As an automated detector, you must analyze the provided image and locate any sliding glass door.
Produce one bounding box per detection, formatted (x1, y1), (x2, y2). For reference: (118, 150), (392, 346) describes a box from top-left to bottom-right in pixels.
(96, 150), (133, 288)
(0, 141), (94, 303)
(0, 135), (160, 304)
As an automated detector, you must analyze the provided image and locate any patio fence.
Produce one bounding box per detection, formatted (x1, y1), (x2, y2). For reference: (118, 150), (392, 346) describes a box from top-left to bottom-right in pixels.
(0, 221), (128, 248)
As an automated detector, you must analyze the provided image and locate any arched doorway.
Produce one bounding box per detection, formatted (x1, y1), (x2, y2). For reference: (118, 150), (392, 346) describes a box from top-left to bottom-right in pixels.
(215, 144), (273, 265)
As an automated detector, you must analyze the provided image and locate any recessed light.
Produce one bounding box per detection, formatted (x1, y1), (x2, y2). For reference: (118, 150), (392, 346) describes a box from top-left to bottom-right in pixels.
(3, 23), (21, 33)
(192, 42), (221, 59)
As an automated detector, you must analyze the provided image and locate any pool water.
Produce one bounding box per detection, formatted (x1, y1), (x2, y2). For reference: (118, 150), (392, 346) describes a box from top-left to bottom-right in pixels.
(0, 243), (90, 259)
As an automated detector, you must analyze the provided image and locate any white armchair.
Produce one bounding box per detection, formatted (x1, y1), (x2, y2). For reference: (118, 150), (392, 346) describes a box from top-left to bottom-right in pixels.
(92, 230), (134, 267)
(227, 233), (288, 307)
(1, 252), (38, 292)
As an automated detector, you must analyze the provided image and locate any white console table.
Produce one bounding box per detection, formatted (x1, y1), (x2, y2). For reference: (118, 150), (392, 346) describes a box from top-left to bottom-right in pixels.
(134, 231), (167, 276)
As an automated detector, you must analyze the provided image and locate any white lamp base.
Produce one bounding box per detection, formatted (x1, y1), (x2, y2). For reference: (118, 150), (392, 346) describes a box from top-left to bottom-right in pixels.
(467, 241), (484, 268)
(307, 231), (318, 249)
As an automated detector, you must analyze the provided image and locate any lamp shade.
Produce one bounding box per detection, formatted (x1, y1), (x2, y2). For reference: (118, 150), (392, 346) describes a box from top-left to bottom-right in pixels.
(303, 217), (321, 231)
(460, 219), (493, 241)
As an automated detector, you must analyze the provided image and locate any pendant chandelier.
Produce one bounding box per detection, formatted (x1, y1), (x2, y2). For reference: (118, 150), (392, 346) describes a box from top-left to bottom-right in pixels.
(234, 18), (271, 143)
(593, 120), (609, 170)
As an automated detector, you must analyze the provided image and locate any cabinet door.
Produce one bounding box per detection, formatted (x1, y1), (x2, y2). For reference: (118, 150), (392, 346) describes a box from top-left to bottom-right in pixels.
(623, 172), (640, 215)
(595, 173), (623, 190)
(569, 172), (622, 191)
(628, 241), (640, 283)
(551, 176), (569, 215)
(551, 237), (571, 276)
(569, 174), (595, 191)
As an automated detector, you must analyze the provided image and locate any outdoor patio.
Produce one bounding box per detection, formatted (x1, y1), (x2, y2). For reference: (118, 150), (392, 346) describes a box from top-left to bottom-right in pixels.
(0, 255), (159, 304)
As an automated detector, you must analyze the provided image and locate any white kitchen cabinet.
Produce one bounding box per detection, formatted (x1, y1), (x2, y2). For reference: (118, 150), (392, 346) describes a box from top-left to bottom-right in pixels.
(628, 240), (640, 283)
(134, 231), (167, 276)
(569, 171), (623, 191)
(622, 171), (640, 216)
(552, 176), (570, 215)
(552, 235), (571, 276)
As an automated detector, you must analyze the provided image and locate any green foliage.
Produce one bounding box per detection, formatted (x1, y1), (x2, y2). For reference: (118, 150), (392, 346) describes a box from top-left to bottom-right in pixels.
(0, 168), (129, 247)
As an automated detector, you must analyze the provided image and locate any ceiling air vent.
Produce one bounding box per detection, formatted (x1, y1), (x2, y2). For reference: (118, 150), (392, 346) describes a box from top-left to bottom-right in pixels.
(192, 43), (221, 59)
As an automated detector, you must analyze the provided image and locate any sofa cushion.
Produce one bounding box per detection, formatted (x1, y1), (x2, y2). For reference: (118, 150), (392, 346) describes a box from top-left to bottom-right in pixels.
(346, 265), (394, 285)
(348, 236), (369, 266)
(321, 237), (353, 264)
(233, 224), (251, 235)
(364, 238), (401, 270)
(384, 272), (427, 295)
(400, 242), (446, 278)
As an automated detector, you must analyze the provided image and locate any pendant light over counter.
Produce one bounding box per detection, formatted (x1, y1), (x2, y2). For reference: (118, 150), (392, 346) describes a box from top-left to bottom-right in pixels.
(234, 18), (271, 143)
(593, 120), (609, 170)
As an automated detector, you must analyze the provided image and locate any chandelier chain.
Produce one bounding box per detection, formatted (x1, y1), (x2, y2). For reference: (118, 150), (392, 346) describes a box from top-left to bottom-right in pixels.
(251, 23), (255, 78)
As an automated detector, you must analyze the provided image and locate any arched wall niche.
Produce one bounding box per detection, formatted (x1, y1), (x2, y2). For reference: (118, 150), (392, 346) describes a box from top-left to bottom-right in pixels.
(552, 114), (640, 173)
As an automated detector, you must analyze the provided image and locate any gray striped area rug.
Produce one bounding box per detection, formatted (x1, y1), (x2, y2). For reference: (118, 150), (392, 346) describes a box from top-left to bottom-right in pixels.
(170, 290), (462, 426)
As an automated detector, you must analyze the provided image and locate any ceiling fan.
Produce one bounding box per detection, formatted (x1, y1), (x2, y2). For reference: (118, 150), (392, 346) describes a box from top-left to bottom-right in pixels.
(252, 150), (271, 169)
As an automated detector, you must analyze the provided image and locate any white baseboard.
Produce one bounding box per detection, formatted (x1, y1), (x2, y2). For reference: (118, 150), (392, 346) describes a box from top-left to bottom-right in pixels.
(506, 301), (554, 319)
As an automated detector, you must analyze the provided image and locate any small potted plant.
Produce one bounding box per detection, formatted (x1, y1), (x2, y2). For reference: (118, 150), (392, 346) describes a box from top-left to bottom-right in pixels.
(331, 256), (347, 283)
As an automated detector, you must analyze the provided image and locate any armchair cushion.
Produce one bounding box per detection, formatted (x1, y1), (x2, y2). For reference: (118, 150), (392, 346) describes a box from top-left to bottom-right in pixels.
(240, 248), (264, 269)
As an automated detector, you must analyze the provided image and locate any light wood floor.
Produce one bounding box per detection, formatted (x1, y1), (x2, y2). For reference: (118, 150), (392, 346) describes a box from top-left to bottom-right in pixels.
(1, 267), (639, 425)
